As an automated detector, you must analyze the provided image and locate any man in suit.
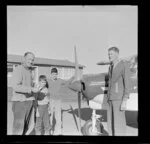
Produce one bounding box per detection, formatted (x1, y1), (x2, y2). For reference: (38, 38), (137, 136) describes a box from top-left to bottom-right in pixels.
(107, 47), (130, 136)
(11, 52), (39, 135)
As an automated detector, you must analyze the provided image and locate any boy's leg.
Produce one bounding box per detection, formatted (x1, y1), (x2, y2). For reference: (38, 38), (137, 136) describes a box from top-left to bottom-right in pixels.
(49, 100), (54, 125)
(53, 100), (62, 135)
(12, 101), (26, 135)
(35, 117), (42, 135)
(49, 99), (55, 134)
(34, 105), (44, 135)
(43, 105), (51, 135)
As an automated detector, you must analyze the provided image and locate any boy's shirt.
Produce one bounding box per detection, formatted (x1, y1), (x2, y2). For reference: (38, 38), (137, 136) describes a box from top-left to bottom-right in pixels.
(35, 84), (50, 105)
(48, 78), (64, 100)
(48, 76), (74, 100)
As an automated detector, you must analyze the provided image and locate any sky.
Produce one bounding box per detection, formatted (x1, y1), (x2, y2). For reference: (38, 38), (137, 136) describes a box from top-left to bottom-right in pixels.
(7, 6), (137, 74)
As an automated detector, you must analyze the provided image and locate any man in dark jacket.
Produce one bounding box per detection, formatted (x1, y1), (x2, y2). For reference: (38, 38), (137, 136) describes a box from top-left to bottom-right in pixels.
(107, 47), (130, 136)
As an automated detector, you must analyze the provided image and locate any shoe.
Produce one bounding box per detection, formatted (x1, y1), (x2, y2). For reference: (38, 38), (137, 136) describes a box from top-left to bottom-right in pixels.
(35, 131), (41, 135)
(53, 131), (62, 135)
(44, 131), (50, 135)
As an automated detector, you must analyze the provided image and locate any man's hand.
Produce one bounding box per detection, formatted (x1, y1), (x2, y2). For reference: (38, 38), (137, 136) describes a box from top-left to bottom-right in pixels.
(31, 87), (39, 93)
(120, 99), (128, 111)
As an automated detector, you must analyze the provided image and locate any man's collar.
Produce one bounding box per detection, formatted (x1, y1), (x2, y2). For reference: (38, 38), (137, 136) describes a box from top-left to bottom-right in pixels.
(112, 59), (121, 69)
(22, 63), (33, 70)
(51, 78), (58, 81)
(112, 58), (120, 65)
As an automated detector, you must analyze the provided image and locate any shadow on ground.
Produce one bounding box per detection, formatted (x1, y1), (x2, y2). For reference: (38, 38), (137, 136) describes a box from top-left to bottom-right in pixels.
(125, 111), (138, 128)
(69, 108), (138, 129)
(68, 108), (107, 122)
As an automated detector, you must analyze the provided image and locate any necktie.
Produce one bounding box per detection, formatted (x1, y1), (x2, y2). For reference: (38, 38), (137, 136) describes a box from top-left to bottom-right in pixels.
(108, 63), (114, 98)
(30, 68), (34, 87)
(109, 63), (114, 79)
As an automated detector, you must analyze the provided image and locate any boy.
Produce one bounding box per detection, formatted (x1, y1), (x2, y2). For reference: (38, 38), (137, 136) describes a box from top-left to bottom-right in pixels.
(48, 68), (74, 135)
(34, 75), (51, 135)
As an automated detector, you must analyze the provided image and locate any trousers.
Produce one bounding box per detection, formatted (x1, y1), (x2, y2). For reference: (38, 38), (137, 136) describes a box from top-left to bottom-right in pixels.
(107, 100), (126, 136)
(35, 104), (51, 135)
(50, 99), (62, 135)
(12, 101), (33, 135)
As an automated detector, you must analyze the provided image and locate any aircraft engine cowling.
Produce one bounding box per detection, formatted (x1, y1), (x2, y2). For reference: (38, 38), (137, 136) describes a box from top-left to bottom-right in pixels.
(68, 79), (107, 101)
(81, 80), (106, 101)
(68, 80), (82, 92)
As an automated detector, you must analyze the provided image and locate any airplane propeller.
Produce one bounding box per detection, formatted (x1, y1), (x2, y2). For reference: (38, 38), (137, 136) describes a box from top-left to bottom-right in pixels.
(74, 46), (82, 133)
(96, 61), (110, 65)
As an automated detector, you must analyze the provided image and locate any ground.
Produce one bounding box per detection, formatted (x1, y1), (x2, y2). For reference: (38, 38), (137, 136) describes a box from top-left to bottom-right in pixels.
(7, 99), (138, 136)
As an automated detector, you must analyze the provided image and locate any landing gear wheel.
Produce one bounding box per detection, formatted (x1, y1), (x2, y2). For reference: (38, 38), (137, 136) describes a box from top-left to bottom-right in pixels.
(81, 119), (104, 136)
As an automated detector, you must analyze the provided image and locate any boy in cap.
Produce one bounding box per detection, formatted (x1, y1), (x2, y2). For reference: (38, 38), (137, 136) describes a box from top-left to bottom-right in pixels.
(48, 67), (74, 135)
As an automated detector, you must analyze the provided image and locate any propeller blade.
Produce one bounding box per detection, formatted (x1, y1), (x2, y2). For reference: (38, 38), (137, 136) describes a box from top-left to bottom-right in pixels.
(74, 46), (81, 81)
(74, 46), (82, 133)
(69, 105), (79, 131)
(78, 92), (82, 132)
(68, 47), (82, 92)
(97, 61), (110, 65)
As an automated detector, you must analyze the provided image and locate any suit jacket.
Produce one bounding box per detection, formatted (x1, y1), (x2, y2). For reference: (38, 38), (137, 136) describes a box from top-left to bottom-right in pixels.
(11, 65), (35, 102)
(107, 60), (130, 101)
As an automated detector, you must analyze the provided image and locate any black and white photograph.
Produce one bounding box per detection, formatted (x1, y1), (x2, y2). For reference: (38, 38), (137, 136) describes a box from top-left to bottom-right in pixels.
(7, 5), (138, 136)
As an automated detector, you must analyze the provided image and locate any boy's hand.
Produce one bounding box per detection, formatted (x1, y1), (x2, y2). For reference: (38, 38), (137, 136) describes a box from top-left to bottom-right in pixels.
(41, 88), (48, 94)
(31, 87), (39, 93)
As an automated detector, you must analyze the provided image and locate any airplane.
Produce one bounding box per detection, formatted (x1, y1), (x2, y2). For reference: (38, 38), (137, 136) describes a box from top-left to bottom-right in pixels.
(24, 47), (137, 136)
(68, 47), (138, 135)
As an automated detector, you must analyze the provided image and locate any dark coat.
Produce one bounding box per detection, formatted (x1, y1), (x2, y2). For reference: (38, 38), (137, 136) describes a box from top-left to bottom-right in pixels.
(107, 60), (130, 101)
